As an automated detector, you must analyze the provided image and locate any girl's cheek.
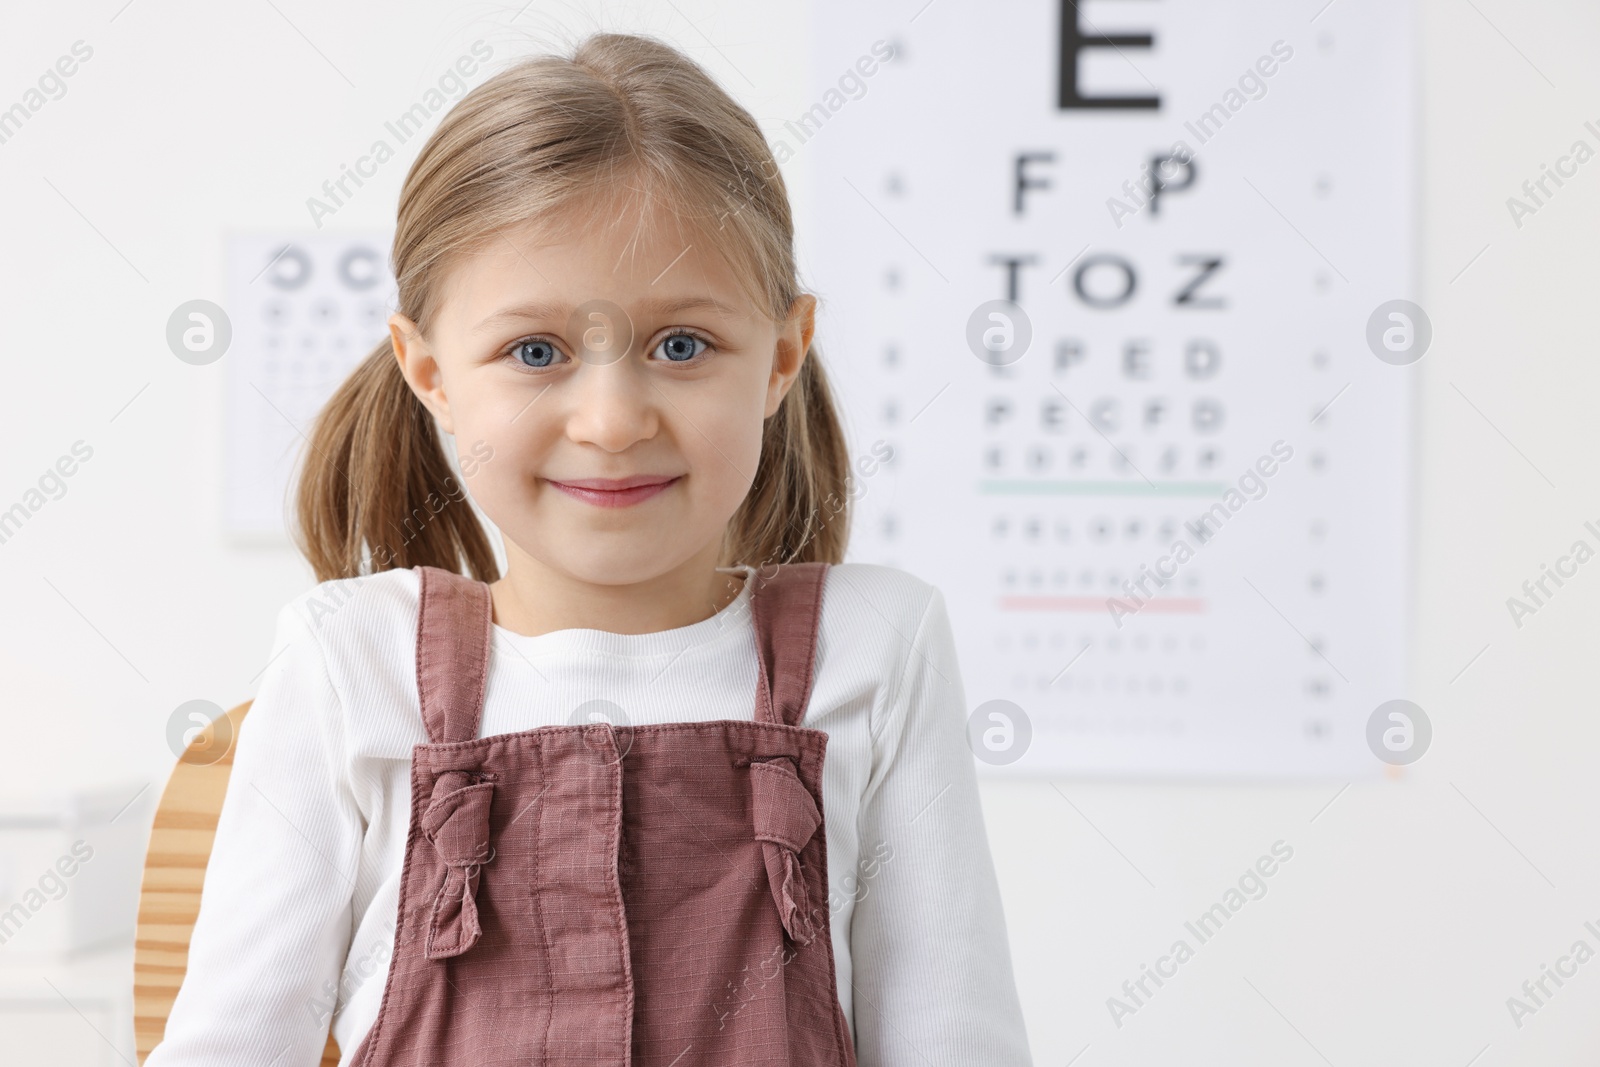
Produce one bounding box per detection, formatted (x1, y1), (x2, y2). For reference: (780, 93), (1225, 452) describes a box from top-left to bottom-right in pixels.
(686, 380), (766, 448)
(451, 422), (525, 504)
(455, 436), (497, 479)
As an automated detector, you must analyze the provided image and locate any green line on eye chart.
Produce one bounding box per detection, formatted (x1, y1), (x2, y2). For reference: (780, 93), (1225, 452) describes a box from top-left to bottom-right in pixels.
(979, 480), (1229, 496)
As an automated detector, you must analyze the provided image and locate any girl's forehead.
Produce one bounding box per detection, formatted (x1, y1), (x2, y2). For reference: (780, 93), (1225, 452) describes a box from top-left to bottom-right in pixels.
(508, 180), (720, 253)
(436, 209), (768, 330)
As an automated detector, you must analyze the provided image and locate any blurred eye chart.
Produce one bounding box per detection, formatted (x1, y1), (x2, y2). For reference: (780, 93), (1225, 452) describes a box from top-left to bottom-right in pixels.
(809, 1), (1416, 777)
(223, 232), (397, 539)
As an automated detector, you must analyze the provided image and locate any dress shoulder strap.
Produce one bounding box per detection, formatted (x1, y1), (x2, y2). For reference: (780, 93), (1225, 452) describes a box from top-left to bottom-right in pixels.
(749, 561), (830, 728)
(414, 564), (494, 745)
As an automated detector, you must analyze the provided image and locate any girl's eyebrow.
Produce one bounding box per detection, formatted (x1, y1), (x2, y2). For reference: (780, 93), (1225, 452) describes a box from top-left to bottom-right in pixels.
(472, 296), (740, 332)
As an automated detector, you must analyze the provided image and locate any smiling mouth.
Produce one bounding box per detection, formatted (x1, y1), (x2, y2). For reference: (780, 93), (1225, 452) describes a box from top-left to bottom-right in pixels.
(545, 475), (682, 508)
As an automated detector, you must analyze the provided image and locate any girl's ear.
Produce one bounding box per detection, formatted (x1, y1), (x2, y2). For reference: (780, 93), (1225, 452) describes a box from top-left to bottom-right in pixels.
(766, 293), (817, 418)
(390, 312), (456, 435)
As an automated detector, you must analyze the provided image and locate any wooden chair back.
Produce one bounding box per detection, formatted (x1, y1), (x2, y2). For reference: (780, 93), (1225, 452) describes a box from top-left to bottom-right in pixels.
(133, 700), (341, 1065)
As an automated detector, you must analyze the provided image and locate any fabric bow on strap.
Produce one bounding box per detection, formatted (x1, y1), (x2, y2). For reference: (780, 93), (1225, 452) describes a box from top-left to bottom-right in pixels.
(421, 770), (496, 960)
(749, 758), (822, 946)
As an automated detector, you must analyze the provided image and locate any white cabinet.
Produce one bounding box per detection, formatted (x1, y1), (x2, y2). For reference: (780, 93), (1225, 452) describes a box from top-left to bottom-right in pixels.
(0, 946), (135, 1066)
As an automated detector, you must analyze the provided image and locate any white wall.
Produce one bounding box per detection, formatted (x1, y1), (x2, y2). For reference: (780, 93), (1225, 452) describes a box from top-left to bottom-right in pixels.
(2, 1), (1597, 1062)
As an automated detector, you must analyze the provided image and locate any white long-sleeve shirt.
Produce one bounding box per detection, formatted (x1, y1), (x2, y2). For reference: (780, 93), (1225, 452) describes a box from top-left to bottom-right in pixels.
(146, 561), (1032, 1067)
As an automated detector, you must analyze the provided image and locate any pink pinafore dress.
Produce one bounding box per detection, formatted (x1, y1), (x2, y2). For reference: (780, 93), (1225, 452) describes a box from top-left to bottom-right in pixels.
(347, 561), (858, 1066)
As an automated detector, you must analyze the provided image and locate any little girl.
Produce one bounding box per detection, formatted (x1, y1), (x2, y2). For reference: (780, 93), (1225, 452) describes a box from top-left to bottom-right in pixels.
(148, 31), (1031, 1067)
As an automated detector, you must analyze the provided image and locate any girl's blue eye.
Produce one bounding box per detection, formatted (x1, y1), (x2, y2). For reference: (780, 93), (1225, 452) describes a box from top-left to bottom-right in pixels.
(507, 331), (709, 369)
(654, 332), (709, 363)
(513, 338), (563, 368)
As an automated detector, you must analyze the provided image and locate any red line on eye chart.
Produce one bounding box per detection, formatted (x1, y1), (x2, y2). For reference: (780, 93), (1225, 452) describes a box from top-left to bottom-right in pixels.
(998, 596), (1208, 613)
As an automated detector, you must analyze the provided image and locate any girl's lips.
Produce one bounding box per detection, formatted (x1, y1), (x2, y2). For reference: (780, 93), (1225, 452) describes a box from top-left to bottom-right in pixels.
(546, 475), (681, 508)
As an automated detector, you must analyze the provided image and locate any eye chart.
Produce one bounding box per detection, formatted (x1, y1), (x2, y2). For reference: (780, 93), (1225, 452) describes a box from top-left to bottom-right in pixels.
(807, 1), (1416, 777)
(223, 232), (398, 539)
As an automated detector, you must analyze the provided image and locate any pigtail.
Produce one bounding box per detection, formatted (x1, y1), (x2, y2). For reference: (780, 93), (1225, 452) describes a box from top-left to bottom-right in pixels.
(725, 341), (852, 569)
(292, 338), (500, 584)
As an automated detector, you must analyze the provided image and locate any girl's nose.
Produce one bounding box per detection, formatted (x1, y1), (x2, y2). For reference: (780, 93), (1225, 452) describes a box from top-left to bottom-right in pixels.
(563, 358), (659, 452)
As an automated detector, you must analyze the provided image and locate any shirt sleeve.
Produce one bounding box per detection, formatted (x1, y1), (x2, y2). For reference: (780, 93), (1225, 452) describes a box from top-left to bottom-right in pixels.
(145, 601), (363, 1066)
(848, 584), (1034, 1066)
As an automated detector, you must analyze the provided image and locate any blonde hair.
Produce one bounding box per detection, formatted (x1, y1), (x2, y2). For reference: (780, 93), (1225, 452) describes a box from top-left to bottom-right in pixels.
(294, 32), (853, 583)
